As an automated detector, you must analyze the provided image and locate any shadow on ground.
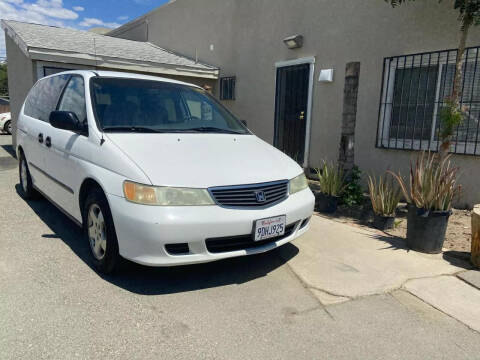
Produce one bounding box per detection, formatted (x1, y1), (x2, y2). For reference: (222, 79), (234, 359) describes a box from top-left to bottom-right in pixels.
(16, 185), (299, 295)
(443, 251), (473, 270)
(0, 141), (16, 158)
(367, 228), (472, 269)
(366, 232), (409, 251)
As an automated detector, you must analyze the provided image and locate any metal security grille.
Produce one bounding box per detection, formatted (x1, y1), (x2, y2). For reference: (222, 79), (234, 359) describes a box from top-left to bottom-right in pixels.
(220, 76), (236, 100)
(376, 46), (480, 155)
(208, 180), (289, 208)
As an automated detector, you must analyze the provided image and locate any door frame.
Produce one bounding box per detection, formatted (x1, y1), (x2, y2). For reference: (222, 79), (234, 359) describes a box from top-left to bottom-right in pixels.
(274, 56), (315, 168)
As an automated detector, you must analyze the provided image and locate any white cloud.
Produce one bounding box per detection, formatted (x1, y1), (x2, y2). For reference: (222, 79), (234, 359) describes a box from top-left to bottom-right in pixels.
(20, 0), (79, 20)
(117, 15), (128, 21)
(0, 0), (76, 57)
(0, 0), (121, 57)
(78, 17), (121, 29)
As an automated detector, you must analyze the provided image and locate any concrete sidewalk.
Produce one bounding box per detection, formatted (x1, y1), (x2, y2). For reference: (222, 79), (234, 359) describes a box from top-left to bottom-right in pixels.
(282, 215), (480, 332)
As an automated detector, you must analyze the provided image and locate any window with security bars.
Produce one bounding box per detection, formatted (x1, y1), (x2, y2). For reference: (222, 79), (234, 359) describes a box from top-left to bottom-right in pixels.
(220, 77), (236, 100)
(377, 46), (480, 155)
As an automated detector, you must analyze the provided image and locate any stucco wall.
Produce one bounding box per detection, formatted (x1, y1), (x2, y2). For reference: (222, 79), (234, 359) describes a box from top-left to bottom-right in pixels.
(112, 0), (480, 207)
(5, 32), (35, 149)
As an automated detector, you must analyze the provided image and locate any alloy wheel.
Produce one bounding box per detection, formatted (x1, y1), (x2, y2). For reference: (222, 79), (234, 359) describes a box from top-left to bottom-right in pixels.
(87, 204), (107, 260)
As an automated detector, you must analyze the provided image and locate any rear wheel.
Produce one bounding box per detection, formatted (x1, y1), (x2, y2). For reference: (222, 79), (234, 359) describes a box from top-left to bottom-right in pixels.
(18, 153), (36, 199)
(83, 188), (120, 274)
(4, 121), (11, 135)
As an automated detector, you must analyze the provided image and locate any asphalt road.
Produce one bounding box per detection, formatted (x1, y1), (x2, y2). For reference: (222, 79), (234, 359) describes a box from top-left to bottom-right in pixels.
(1, 134), (480, 359)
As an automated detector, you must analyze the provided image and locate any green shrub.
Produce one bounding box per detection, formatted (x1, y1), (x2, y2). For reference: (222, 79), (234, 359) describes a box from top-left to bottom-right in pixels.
(342, 166), (364, 206)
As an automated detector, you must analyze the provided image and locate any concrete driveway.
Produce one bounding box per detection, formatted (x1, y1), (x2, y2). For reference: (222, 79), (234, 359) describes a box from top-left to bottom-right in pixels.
(1, 134), (480, 359)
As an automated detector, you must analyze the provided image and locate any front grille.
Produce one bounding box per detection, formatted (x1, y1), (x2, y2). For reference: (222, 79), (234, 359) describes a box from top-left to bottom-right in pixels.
(209, 180), (289, 208)
(205, 223), (297, 253)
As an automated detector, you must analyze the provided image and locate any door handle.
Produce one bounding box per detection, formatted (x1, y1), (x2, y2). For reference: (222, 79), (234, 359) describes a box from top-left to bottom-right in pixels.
(38, 133), (44, 143)
(45, 136), (51, 148)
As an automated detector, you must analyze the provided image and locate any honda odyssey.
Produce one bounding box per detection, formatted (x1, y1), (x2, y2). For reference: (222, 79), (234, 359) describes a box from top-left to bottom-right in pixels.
(16, 71), (314, 273)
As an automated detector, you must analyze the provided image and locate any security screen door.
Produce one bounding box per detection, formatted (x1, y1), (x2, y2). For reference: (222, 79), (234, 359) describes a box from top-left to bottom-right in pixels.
(274, 63), (310, 165)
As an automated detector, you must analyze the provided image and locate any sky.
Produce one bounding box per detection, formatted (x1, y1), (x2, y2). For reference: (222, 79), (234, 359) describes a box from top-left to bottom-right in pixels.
(0, 0), (170, 58)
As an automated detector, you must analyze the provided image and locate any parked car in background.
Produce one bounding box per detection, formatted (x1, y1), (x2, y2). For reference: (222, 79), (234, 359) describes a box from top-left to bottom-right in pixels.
(0, 112), (11, 134)
(16, 70), (314, 274)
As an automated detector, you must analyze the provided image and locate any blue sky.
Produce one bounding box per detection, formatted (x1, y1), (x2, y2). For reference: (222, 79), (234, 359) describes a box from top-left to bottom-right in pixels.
(0, 0), (170, 57)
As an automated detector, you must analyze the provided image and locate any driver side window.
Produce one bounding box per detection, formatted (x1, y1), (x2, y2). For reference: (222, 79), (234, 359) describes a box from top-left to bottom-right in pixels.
(58, 76), (87, 126)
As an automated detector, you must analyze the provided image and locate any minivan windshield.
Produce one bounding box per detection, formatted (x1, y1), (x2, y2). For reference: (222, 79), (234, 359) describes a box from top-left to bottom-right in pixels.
(90, 78), (249, 134)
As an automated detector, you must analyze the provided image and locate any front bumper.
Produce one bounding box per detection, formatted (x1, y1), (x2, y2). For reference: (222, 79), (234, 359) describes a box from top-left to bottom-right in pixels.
(107, 188), (314, 266)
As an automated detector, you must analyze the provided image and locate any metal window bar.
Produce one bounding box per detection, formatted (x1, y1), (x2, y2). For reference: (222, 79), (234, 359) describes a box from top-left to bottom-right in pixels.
(376, 46), (480, 155)
(220, 77), (236, 100)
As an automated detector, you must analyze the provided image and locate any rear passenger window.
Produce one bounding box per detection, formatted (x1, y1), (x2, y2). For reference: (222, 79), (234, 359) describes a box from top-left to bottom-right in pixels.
(58, 76), (87, 125)
(24, 75), (69, 121)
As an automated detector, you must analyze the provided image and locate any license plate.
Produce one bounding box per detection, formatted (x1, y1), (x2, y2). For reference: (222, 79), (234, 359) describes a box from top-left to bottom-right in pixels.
(254, 215), (286, 241)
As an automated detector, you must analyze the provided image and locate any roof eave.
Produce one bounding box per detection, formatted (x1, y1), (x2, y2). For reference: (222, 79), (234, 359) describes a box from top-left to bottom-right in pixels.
(28, 48), (219, 79)
(1, 20), (30, 58)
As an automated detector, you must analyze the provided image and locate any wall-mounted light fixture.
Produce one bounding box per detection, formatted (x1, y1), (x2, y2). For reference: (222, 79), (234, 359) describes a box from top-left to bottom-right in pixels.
(283, 35), (303, 49)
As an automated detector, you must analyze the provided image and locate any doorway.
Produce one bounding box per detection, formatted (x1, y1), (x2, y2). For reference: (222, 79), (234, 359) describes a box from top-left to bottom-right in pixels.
(274, 57), (314, 167)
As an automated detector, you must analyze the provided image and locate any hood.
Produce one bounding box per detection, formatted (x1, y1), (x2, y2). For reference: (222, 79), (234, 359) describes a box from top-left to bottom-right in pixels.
(105, 133), (303, 188)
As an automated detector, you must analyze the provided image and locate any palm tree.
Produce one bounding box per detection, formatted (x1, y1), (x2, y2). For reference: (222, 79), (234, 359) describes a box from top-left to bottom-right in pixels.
(387, 0), (480, 157)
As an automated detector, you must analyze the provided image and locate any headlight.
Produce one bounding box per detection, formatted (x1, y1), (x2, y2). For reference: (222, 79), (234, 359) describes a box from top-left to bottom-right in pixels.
(289, 173), (308, 195)
(123, 181), (214, 206)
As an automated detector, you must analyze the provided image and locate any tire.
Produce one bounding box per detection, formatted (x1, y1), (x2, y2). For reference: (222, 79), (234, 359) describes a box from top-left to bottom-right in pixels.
(4, 121), (12, 135)
(83, 187), (120, 274)
(18, 152), (36, 199)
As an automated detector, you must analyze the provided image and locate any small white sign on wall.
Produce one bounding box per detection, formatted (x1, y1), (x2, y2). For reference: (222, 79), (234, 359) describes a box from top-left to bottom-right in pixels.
(318, 69), (334, 83)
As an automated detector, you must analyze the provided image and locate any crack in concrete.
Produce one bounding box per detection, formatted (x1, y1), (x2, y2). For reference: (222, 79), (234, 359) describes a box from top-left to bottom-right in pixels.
(456, 272), (480, 291)
(281, 256), (336, 320)
(281, 248), (480, 332)
(402, 285), (480, 336)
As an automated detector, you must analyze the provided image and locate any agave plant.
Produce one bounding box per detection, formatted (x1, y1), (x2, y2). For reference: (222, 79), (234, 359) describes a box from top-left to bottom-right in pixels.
(388, 152), (461, 212)
(315, 161), (345, 197)
(367, 174), (402, 217)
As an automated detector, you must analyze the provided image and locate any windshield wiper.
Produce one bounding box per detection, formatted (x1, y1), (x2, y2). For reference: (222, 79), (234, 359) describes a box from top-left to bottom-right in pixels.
(186, 127), (244, 134)
(102, 126), (162, 133)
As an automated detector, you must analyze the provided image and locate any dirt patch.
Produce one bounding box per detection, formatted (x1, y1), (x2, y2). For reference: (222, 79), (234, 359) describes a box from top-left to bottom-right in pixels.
(318, 202), (472, 253)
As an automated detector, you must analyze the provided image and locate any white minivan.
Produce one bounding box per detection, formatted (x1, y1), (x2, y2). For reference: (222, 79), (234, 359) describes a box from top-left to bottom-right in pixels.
(17, 71), (314, 273)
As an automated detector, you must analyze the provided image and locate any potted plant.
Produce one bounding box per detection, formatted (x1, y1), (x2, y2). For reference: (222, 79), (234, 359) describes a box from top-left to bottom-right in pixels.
(313, 161), (345, 213)
(367, 174), (402, 231)
(389, 152), (461, 254)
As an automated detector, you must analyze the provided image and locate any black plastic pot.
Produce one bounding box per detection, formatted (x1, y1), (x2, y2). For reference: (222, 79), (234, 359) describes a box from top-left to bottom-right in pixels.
(314, 191), (339, 213)
(406, 205), (451, 254)
(373, 214), (395, 231)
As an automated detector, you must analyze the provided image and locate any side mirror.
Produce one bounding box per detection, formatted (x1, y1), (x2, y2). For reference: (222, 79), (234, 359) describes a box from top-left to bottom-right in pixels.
(49, 111), (85, 134)
(241, 120), (247, 127)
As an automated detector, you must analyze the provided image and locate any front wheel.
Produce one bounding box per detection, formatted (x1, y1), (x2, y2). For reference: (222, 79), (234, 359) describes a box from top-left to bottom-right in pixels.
(83, 188), (120, 274)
